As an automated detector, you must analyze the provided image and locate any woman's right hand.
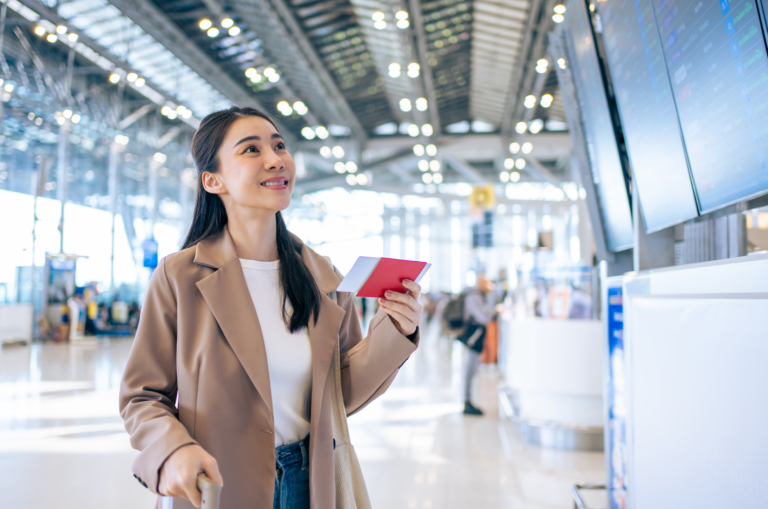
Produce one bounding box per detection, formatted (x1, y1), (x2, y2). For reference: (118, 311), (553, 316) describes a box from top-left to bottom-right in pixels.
(159, 444), (224, 508)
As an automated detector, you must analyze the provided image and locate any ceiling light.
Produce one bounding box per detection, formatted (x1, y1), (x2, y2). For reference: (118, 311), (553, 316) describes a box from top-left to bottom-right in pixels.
(429, 160), (440, 171)
(418, 160), (429, 171)
(63, 109), (73, 119)
(56, 25), (67, 34)
(200, 19), (212, 30)
(3, 83), (13, 93)
(540, 94), (553, 107)
(35, 117), (43, 126)
(346, 161), (358, 173)
(399, 98), (412, 112)
(245, 68), (257, 78)
(408, 124), (420, 137)
(356, 173), (368, 185)
(346, 174), (357, 186)
(529, 120), (543, 134)
(407, 63), (420, 78)
(510, 171), (521, 182)
(509, 142), (520, 154)
(57, 117), (65, 125)
(67, 33), (78, 42)
(515, 122), (527, 134)
(28, 112), (35, 120)
(422, 173), (433, 184)
(372, 11), (385, 21)
(413, 144), (425, 156)
(524, 95), (537, 108)
(522, 142), (533, 153)
(293, 101), (308, 115)
(397, 20), (409, 29)
(221, 18), (234, 28)
(332, 145), (345, 158)
(552, 13), (565, 23)
(228, 26), (241, 36)
(167, 111), (178, 120)
(154, 152), (167, 164)
(126, 73), (137, 82)
(374, 20), (387, 29)
(515, 158), (526, 170)
(537, 58), (549, 67)
(396, 10), (409, 20)
(320, 146), (332, 158)
(415, 97), (428, 111)
(268, 73), (280, 82)
(34, 26), (46, 36)
(432, 173), (443, 184)
(504, 158), (514, 169)
(315, 126), (329, 139)
(558, 58), (567, 69)
(109, 73), (120, 83)
(135, 78), (145, 87)
(426, 144), (437, 156)
(422, 124), (434, 136)
(301, 127), (315, 140)
(114, 135), (129, 145)
(207, 27), (219, 37)
(334, 162), (346, 173)
(500, 171), (510, 183)
(176, 105), (186, 114)
(46, 34), (57, 43)
(264, 67), (276, 77)
(277, 100), (292, 115)
(389, 63), (401, 78)
(161, 106), (172, 116)
(181, 110), (193, 119)
(554, 4), (566, 14)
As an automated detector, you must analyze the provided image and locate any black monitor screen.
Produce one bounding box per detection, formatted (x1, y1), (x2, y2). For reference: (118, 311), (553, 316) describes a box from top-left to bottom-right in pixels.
(653, 0), (768, 212)
(598, 0), (699, 232)
(565, 0), (634, 250)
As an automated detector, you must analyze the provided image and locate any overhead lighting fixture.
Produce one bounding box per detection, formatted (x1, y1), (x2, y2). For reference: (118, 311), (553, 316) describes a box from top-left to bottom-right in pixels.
(510, 171), (521, 182)
(320, 146), (332, 158)
(553, 13), (565, 23)
(540, 94), (553, 108)
(422, 124), (434, 136)
(407, 124), (420, 137)
(515, 158), (526, 170)
(397, 19), (409, 29)
(154, 152), (167, 164)
(372, 11), (386, 29)
(396, 10), (409, 20)
(500, 171), (510, 183)
(228, 26), (241, 36)
(3, 83), (13, 93)
(426, 144), (437, 156)
(135, 78), (145, 87)
(429, 160), (440, 171)
(56, 25), (67, 34)
(334, 162), (346, 173)
(509, 142), (521, 154)
(127, 73), (137, 82)
(109, 73), (120, 83)
(399, 98), (412, 112)
(277, 101), (293, 116)
(536, 58), (549, 73)
(389, 63), (401, 78)
(67, 33), (78, 42)
(345, 161), (358, 173)
(34, 26), (46, 37)
(422, 173), (433, 184)
(433, 173), (443, 184)
(515, 122), (527, 134)
(161, 106), (172, 116)
(57, 117), (65, 125)
(372, 11), (385, 21)
(529, 120), (543, 134)
(332, 145), (345, 158)
(418, 160), (429, 171)
(167, 110), (178, 120)
(301, 127), (316, 140)
(207, 27), (219, 37)
(293, 101), (308, 115)
(46, 34), (57, 43)
(415, 97), (428, 111)
(346, 174), (357, 186)
(504, 158), (515, 170)
(356, 173), (368, 185)
(245, 68), (257, 78)
(522, 142), (533, 153)
(114, 135), (129, 145)
(413, 144), (425, 156)
(221, 18), (234, 28)
(63, 109), (73, 119)
(268, 73), (280, 83)
(524, 95), (537, 109)
(554, 4), (566, 14)
(407, 63), (420, 78)
(200, 19), (212, 30)
(557, 58), (567, 69)
(315, 126), (329, 140)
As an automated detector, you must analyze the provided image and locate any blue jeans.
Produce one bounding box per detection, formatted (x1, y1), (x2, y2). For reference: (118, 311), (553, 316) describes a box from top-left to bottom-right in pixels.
(273, 435), (310, 509)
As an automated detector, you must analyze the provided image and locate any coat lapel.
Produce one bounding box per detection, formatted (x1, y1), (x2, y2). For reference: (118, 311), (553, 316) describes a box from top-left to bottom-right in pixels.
(194, 230), (273, 416)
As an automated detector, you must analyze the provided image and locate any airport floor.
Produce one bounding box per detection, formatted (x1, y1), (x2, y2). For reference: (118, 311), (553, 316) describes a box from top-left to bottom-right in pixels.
(0, 324), (605, 509)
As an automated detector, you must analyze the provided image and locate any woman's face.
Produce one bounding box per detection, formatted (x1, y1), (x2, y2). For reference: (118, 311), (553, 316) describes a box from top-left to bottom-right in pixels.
(204, 115), (295, 213)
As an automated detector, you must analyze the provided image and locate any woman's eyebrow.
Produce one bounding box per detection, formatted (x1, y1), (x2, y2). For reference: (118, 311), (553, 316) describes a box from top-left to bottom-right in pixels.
(233, 133), (283, 148)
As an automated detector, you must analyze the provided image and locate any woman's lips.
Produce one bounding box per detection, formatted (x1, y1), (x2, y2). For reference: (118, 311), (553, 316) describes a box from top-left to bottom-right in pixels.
(261, 178), (289, 189)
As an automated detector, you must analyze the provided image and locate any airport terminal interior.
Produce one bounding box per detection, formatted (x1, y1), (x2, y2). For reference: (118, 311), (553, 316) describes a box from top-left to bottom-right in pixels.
(0, 0), (767, 507)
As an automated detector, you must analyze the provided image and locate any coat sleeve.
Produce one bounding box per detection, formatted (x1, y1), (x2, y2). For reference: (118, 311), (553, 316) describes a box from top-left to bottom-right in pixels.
(119, 257), (198, 494)
(335, 279), (420, 416)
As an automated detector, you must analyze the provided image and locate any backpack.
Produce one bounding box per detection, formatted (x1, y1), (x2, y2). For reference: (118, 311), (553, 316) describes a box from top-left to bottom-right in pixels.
(441, 294), (467, 335)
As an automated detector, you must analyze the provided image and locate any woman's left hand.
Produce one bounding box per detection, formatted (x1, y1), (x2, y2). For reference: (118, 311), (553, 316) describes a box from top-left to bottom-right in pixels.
(379, 279), (423, 337)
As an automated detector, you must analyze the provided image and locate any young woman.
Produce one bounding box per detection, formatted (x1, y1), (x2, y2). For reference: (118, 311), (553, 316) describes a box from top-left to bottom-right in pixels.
(119, 107), (422, 509)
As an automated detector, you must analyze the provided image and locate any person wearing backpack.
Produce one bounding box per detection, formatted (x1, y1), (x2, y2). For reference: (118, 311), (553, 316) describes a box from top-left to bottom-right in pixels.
(442, 275), (498, 416)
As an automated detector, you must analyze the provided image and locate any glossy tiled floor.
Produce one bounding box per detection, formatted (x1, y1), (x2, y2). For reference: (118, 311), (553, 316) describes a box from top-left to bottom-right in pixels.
(0, 325), (605, 508)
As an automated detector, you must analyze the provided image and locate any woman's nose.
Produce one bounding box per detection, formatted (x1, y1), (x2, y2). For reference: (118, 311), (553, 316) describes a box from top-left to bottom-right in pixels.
(263, 150), (285, 171)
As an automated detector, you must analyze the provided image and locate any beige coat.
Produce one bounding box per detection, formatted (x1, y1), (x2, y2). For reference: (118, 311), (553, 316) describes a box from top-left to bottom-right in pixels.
(119, 228), (418, 509)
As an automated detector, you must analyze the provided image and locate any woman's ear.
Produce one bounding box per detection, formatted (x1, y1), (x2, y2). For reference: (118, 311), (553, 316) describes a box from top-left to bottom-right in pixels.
(201, 171), (226, 195)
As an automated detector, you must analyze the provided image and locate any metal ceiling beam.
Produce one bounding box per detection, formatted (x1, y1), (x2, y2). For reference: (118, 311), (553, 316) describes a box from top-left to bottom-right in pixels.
(408, 0), (441, 135)
(524, 157), (562, 187)
(103, 0), (297, 145)
(443, 154), (488, 184)
(117, 103), (155, 130)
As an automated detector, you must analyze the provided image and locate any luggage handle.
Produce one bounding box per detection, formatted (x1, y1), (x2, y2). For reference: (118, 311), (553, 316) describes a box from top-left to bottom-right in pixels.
(197, 474), (222, 509)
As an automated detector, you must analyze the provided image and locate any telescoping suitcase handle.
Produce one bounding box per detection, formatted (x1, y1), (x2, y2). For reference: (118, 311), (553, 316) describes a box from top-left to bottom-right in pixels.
(197, 474), (222, 509)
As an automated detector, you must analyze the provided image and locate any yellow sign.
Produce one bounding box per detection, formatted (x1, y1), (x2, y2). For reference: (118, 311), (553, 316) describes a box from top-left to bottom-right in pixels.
(470, 185), (496, 208)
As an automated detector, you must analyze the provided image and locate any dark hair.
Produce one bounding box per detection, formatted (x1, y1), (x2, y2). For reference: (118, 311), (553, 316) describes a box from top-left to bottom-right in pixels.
(182, 106), (321, 333)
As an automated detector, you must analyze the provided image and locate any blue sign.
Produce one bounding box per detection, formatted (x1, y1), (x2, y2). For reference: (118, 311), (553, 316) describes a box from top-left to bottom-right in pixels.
(142, 238), (159, 269)
(606, 286), (626, 509)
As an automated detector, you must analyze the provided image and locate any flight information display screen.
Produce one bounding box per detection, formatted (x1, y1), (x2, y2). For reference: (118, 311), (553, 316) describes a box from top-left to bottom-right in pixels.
(598, 0), (699, 232)
(653, 0), (768, 212)
(565, 0), (634, 251)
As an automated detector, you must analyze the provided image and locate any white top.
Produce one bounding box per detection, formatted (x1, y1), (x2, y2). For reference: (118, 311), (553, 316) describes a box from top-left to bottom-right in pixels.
(240, 259), (312, 447)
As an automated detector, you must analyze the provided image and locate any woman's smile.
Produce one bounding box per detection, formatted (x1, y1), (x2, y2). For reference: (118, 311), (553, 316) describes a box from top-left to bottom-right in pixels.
(261, 176), (290, 190)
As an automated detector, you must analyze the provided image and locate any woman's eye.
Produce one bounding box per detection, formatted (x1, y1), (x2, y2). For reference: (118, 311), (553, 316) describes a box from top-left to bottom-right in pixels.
(276, 142), (286, 150)
(244, 145), (257, 153)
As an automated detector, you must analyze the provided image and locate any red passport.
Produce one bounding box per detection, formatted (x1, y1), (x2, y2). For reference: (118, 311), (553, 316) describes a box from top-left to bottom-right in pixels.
(336, 257), (431, 298)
